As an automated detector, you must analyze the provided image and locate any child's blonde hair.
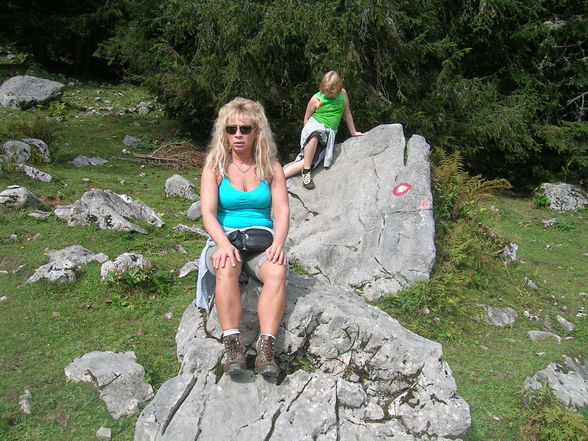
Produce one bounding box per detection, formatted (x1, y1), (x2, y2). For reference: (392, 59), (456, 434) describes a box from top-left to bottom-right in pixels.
(319, 71), (342, 98)
(205, 97), (277, 181)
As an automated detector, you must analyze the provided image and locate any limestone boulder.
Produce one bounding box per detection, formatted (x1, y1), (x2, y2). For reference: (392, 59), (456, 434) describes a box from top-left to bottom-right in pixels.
(1, 138), (50, 163)
(65, 351), (154, 419)
(54, 189), (164, 234)
(0, 75), (65, 109)
(134, 273), (471, 441)
(164, 174), (197, 200)
(537, 182), (588, 211)
(523, 355), (588, 409)
(0, 185), (42, 208)
(286, 124), (435, 301)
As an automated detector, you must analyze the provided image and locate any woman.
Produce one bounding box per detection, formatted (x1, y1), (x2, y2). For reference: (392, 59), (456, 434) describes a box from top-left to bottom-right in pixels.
(283, 70), (364, 189)
(198, 97), (289, 379)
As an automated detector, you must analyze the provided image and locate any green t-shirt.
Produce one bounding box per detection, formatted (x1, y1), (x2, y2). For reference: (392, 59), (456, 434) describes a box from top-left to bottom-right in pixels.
(312, 91), (345, 130)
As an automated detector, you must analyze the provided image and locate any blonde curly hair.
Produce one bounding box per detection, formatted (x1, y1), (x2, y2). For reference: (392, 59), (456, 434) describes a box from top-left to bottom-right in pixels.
(205, 97), (277, 181)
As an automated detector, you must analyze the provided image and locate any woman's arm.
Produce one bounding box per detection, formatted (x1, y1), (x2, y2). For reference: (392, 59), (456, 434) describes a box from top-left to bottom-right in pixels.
(267, 161), (290, 265)
(342, 89), (364, 136)
(303, 95), (321, 126)
(200, 166), (241, 269)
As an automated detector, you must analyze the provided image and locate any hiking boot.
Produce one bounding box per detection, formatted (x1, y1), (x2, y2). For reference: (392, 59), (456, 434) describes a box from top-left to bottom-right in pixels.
(301, 169), (315, 190)
(254, 334), (279, 378)
(223, 334), (246, 376)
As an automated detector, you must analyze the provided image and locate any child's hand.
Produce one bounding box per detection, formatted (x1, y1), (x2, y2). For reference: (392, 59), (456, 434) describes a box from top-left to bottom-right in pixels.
(351, 131), (364, 136)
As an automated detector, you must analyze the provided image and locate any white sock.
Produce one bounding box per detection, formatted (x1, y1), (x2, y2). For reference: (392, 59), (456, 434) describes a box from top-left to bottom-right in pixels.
(260, 333), (275, 340)
(223, 329), (240, 337)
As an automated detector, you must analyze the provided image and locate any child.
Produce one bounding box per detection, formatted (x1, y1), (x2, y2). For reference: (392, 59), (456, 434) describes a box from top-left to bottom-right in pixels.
(283, 71), (363, 189)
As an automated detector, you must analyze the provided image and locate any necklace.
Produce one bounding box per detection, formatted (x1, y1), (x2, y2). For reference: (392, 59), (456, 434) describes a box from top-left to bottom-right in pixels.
(232, 160), (253, 176)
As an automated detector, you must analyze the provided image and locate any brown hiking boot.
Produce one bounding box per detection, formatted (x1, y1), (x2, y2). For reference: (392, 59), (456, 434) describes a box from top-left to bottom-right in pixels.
(223, 334), (246, 376)
(254, 334), (279, 378)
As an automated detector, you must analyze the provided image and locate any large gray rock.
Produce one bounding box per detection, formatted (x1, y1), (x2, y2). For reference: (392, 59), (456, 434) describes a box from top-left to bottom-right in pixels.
(65, 351), (154, 419)
(26, 259), (79, 284)
(54, 189), (164, 234)
(286, 124), (435, 301)
(46, 244), (109, 265)
(523, 355), (588, 409)
(538, 182), (588, 211)
(68, 155), (109, 167)
(134, 274), (471, 441)
(481, 305), (517, 327)
(0, 75), (65, 109)
(16, 164), (53, 182)
(101, 253), (151, 280)
(164, 174), (197, 200)
(0, 185), (42, 208)
(26, 245), (109, 284)
(1, 138), (51, 163)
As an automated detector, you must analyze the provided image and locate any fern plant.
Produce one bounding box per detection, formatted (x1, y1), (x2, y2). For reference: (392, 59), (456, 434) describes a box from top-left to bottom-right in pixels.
(378, 148), (513, 338)
(523, 387), (588, 441)
(431, 148), (512, 224)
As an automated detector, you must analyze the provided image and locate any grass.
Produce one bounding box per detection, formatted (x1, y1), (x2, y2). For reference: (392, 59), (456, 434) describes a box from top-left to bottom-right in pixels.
(1, 61), (587, 440)
(1, 64), (206, 440)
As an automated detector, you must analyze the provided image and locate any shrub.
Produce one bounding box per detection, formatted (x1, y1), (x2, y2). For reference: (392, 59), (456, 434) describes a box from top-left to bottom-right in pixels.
(9, 115), (61, 156)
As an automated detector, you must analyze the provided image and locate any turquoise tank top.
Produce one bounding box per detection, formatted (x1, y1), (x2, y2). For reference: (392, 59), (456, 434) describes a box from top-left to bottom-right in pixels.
(217, 176), (273, 228)
(312, 91), (345, 130)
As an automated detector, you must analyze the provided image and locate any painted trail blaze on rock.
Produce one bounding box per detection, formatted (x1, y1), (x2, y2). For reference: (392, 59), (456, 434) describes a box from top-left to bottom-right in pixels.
(392, 183), (412, 196)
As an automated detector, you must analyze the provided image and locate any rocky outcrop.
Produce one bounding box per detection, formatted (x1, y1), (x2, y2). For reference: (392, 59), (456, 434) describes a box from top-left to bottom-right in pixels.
(0, 75), (65, 109)
(286, 124), (435, 302)
(164, 174), (197, 200)
(1, 138), (51, 163)
(100, 253), (151, 280)
(523, 355), (588, 409)
(134, 273), (471, 441)
(65, 351), (154, 420)
(68, 155), (109, 167)
(537, 182), (588, 211)
(0, 185), (42, 208)
(54, 189), (164, 234)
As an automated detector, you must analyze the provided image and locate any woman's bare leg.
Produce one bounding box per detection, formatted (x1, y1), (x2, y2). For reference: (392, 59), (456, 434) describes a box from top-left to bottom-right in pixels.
(214, 264), (243, 331)
(257, 261), (287, 336)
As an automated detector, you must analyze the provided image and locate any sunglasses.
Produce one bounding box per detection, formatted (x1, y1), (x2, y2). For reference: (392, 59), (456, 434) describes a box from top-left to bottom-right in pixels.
(226, 125), (254, 135)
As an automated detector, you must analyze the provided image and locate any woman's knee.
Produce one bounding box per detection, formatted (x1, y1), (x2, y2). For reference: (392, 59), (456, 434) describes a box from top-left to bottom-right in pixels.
(259, 261), (287, 284)
(215, 265), (241, 283)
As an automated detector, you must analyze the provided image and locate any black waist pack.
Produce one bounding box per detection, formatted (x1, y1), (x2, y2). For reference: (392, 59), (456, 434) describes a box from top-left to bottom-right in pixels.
(227, 228), (273, 254)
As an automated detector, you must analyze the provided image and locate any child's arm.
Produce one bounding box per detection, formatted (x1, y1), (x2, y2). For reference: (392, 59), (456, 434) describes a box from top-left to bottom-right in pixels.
(303, 95), (321, 126)
(342, 89), (364, 136)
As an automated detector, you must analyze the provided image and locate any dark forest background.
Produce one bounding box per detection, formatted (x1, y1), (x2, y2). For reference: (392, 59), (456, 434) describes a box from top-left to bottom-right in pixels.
(1, 0), (586, 190)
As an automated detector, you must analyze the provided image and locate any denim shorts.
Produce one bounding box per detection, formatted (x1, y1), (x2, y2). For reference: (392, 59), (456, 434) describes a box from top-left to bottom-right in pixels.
(205, 244), (267, 280)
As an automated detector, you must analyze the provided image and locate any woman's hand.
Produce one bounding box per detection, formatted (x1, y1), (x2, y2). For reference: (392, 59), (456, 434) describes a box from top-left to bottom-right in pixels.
(266, 242), (287, 265)
(351, 130), (364, 137)
(213, 243), (241, 269)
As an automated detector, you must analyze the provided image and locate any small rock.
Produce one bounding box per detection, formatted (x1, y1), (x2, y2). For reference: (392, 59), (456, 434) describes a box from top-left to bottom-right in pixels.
(164, 312), (173, 320)
(0, 295), (7, 301)
(528, 331), (561, 344)
(96, 426), (112, 441)
(524, 277), (538, 290)
(523, 311), (540, 322)
(542, 218), (557, 227)
(556, 315), (575, 332)
(27, 210), (52, 218)
(499, 243), (518, 264)
(19, 388), (32, 414)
